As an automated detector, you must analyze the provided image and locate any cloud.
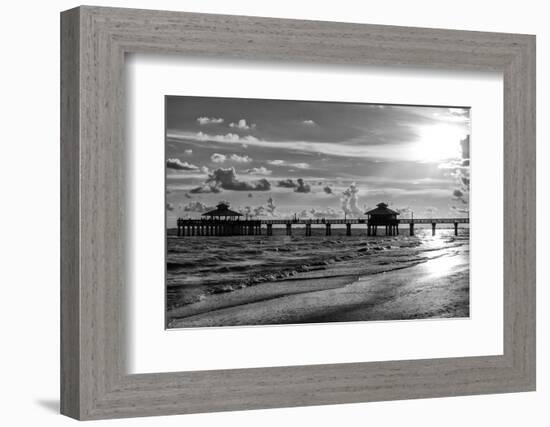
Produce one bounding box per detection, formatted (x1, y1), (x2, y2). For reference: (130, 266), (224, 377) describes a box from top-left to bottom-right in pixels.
(438, 135), (470, 207)
(168, 130), (447, 162)
(275, 178), (310, 193)
(203, 167), (271, 192)
(323, 186), (333, 194)
(266, 196), (276, 215)
(308, 207), (341, 219)
(302, 120), (316, 126)
(460, 135), (470, 160)
(190, 131), (259, 144)
(267, 160), (310, 169)
(197, 117), (224, 125)
(276, 179), (297, 188)
(230, 154), (252, 163)
(341, 183), (363, 216)
(238, 196), (277, 218)
(189, 184), (221, 194)
(453, 189), (468, 204)
(451, 205), (469, 215)
(395, 206), (412, 215)
(180, 201), (214, 213)
(245, 166), (272, 175)
(184, 149), (193, 155)
(229, 119), (255, 130)
(424, 206), (438, 216)
(166, 158), (199, 170)
(294, 178), (311, 193)
(210, 153), (227, 163)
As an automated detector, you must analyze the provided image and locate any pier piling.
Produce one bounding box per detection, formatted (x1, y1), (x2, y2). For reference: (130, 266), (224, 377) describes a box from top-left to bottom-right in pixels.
(432, 223), (436, 236)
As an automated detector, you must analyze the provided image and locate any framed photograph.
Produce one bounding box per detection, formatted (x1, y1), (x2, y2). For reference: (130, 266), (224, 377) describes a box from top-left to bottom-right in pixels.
(61, 6), (536, 420)
(164, 96), (472, 329)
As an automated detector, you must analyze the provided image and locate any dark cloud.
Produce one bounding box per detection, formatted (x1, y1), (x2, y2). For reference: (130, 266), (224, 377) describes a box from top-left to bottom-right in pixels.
(266, 196), (276, 216)
(460, 136), (470, 159)
(323, 186), (333, 194)
(442, 138), (470, 207)
(294, 178), (311, 193)
(275, 178), (310, 193)
(166, 158), (199, 170)
(166, 202), (175, 211)
(205, 167), (271, 192)
(453, 189), (468, 204)
(277, 179), (297, 188)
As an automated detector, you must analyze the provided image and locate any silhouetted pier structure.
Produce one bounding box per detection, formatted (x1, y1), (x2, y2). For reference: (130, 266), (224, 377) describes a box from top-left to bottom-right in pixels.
(176, 202), (262, 236)
(365, 203), (400, 236)
(175, 202), (469, 237)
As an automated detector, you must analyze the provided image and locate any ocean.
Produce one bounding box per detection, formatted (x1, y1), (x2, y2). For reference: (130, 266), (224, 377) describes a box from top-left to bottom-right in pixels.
(166, 226), (470, 328)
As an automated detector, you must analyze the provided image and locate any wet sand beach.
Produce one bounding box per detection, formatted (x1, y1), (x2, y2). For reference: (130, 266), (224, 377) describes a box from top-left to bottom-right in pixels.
(166, 227), (469, 328)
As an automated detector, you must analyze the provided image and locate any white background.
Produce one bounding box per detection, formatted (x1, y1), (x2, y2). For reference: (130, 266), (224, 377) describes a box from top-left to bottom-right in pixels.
(0, 1), (547, 426)
(128, 57), (503, 373)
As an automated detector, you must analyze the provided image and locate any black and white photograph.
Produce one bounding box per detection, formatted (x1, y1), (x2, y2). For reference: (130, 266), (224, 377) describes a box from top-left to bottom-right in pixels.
(165, 96), (471, 329)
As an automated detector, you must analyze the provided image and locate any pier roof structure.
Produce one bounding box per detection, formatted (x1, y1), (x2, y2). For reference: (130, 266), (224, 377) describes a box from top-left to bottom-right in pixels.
(365, 202), (400, 216)
(201, 202), (242, 219)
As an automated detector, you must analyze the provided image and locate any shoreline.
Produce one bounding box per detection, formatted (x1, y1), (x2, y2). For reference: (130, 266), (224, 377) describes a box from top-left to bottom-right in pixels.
(167, 245), (469, 328)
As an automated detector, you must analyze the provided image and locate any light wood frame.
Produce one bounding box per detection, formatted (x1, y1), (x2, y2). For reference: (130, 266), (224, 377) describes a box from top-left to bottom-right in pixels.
(61, 6), (536, 420)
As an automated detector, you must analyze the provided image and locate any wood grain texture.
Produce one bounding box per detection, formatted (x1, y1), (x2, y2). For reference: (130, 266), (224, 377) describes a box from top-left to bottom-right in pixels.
(60, 7), (80, 419)
(60, 6), (536, 420)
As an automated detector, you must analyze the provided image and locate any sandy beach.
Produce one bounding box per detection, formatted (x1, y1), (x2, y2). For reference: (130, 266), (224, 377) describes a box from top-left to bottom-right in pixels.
(167, 228), (469, 328)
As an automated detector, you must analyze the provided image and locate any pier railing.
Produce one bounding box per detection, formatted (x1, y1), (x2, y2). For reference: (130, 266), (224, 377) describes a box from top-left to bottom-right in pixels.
(176, 217), (469, 237)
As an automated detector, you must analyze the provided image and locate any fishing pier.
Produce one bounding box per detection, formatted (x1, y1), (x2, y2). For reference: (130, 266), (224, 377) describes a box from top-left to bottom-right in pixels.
(176, 202), (469, 237)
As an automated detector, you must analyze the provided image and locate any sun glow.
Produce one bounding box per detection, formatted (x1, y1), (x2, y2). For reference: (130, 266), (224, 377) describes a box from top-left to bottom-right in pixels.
(415, 124), (465, 163)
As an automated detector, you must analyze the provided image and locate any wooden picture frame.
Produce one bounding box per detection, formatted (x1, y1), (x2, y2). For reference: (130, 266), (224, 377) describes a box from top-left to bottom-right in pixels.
(60, 6), (536, 420)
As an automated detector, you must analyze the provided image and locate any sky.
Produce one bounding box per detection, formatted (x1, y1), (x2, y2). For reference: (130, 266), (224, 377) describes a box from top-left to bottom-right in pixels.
(165, 96), (470, 227)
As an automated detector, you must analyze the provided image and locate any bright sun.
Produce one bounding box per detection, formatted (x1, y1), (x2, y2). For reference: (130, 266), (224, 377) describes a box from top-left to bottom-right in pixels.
(416, 124), (465, 163)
